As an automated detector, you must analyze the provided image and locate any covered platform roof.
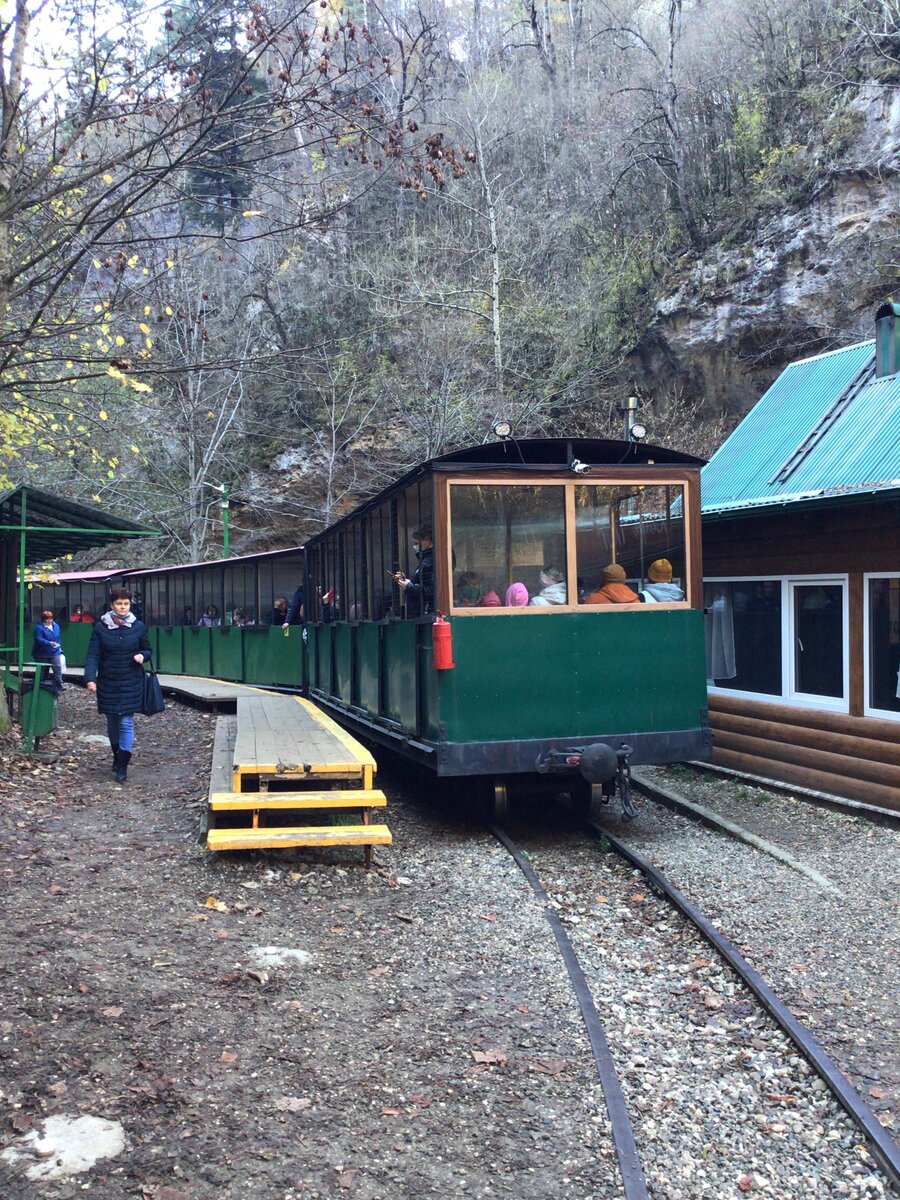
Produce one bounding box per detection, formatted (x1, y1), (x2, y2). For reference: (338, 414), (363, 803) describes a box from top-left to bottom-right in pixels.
(0, 486), (157, 565)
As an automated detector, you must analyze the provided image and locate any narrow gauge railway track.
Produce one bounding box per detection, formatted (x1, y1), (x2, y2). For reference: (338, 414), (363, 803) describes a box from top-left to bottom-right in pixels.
(675, 763), (900, 831)
(494, 820), (900, 1200)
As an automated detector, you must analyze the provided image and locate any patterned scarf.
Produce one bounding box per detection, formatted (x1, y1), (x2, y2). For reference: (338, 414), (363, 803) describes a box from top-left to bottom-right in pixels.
(101, 611), (136, 630)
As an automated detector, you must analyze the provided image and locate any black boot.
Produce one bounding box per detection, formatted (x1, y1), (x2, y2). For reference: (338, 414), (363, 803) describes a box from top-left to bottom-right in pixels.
(114, 750), (131, 783)
(110, 744), (119, 773)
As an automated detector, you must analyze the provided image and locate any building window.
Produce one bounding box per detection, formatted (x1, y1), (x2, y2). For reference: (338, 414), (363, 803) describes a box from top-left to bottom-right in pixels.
(791, 583), (844, 700)
(705, 576), (848, 710)
(704, 580), (782, 695)
(866, 575), (900, 717)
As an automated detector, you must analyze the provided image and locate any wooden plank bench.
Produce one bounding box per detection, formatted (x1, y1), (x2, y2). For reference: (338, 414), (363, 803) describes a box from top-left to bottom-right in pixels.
(207, 691), (390, 867)
(210, 789), (387, 812)
(207, 824), (392, 854)
(232, 694), (376, 791)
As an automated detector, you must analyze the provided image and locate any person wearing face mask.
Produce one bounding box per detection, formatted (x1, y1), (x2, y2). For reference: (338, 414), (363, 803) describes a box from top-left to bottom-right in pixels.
(456, 571), (501, 607)
(392, 525), (435, 615)
(84, 588), (153, 784)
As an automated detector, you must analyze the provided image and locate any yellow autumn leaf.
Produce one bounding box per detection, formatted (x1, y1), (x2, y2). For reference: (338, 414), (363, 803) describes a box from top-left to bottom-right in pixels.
(115, 335), (125, 346)
(92, 258), (102, 268)
(242, 210), (264, 217)
(165, 306), (173, 315)
(139, 322), (150, 334)
(92, 495), (102, 502)
(102, 173), (112, 183)
(130, 380), (152, 393)
(143, 306), (151, 316)
(165, 258), (174, 268)
(130, 444), (140, 453)
(99, 410), (108, 420)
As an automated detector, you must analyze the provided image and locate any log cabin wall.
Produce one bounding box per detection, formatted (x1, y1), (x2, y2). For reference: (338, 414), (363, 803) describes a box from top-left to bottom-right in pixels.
(702, 499), (900, 812)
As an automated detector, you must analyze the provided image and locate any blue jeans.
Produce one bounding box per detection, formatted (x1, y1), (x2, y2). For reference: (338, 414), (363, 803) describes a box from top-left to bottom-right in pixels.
(106, 714), (135, 751)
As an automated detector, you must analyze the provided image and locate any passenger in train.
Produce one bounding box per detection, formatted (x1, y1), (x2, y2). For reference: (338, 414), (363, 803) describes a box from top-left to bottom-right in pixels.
(70, 604), (94, 623)
(504, 582), (529, 607)
(32, 610), (65, 695)
(639, 559), (685, 603)
(197, 604), (221, 627)
(84, 588), (152, 784)
(392, 524), (434, 615)
(529, 567), (566, 606)
(179, 606), (194, 626)
(456, 572), (501, 607)
(265, 596), (289, 625)
(282, 586), (305, 627)
(585, 564), (639, 604)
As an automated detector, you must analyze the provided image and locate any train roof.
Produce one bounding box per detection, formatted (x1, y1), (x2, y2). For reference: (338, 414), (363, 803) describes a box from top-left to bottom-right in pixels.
(430, 437), (703, 469)
(123, 544), (305, 577)
(306, 437), (702, 544)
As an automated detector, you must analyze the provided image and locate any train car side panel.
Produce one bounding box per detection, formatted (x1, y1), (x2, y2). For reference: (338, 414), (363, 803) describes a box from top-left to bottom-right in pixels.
(210, 626), (243, 683)
(384, 621), (418, 728)
(434, 610), (707, 742)
(156, 627), (184, 675)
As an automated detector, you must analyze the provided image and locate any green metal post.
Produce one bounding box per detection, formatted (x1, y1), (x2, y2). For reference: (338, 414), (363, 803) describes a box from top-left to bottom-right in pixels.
(17, 489), (27, 677)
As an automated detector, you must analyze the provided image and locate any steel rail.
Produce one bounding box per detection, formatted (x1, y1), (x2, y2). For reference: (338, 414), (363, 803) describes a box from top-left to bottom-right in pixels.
(490, 824), (650, 1200)
(680, 760), (900, 830)
(587, 819), (900, 1194)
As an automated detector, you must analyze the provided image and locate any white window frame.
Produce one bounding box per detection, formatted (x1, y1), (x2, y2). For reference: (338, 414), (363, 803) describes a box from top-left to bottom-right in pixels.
(705, 574), (849, 713)
(863, 572), (900, 721)
(786, 576), (849, 712)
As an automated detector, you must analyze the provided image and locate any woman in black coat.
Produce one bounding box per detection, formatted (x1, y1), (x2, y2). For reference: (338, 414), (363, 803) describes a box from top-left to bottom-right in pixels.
(84, 588), (152, 783)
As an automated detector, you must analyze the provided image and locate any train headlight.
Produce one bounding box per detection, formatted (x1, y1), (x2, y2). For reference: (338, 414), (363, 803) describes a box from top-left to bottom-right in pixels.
(630, 422), (648, 441)
(491, 419), (512, 439)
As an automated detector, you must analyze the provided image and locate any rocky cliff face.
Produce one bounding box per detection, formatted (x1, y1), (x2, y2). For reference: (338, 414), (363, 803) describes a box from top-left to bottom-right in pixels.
(627, 85), (900, 418)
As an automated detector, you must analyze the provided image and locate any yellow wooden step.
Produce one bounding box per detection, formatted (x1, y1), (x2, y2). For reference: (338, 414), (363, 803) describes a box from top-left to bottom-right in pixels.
(207, 824), (392, 852)
(210, 789), (387, 812)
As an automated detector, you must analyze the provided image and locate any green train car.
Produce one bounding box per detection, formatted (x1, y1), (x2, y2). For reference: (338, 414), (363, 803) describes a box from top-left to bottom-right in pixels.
(303, 438), (711, 817)
(27, 438), (711, 818)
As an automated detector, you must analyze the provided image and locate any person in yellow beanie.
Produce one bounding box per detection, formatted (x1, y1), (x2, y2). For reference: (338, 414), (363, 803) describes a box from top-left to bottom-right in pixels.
(585, 563), (639, 604)
(640, 558), (685, 603)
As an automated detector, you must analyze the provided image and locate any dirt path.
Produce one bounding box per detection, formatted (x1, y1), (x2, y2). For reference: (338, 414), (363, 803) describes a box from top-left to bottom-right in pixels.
(0, 690), (616, 1200)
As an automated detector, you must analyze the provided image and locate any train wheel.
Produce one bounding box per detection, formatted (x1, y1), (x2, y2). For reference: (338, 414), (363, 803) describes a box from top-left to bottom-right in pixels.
(571, 778), (609, 823)
(491, 779), (509, 823)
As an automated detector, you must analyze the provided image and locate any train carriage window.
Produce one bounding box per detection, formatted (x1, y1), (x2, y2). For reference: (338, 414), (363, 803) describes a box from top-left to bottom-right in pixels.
(576, 484), (687, 602)
(345, 523), (367, 621)
(368, 502), (397, 620)
(450, 484), (567, 606)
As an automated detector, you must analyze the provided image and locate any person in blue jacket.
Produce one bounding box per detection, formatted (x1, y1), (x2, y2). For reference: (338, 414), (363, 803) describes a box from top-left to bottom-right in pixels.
(32, 610), (64, 696)
(84, 588), (152, 784)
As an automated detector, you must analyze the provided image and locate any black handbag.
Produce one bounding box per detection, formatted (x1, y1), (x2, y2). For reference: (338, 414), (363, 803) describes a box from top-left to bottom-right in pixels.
(141, 666), (166, 716)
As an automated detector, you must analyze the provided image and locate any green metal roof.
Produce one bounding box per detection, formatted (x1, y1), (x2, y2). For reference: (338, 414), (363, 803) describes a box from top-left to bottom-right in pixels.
(701, 340), (900, 517)
(0, 486), (158, 564)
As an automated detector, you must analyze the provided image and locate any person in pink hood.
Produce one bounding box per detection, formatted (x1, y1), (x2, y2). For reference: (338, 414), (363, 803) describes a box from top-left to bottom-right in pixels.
(505, 582), (529, 606)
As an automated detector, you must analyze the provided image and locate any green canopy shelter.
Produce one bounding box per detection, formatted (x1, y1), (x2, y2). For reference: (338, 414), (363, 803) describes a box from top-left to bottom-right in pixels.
(0, 485), (158, 689)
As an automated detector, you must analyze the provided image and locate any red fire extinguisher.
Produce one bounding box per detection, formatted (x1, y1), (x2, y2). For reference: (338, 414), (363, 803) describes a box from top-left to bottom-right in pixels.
(432, 612), (455, 670)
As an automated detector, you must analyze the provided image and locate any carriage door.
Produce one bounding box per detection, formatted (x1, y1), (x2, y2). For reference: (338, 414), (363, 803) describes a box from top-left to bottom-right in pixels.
(788, 578), (848, 707)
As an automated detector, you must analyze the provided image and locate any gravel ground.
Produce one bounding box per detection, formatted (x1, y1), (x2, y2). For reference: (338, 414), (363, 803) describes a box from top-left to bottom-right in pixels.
(2, 691), (896, 1199)
(620, 764), (900, 1137)
(1, 690), (617, 1200)
(508, 824), (895, 1199)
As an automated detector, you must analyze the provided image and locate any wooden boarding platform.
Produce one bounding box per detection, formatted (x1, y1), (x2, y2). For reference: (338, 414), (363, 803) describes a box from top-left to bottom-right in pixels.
(207, 693), (391, 865)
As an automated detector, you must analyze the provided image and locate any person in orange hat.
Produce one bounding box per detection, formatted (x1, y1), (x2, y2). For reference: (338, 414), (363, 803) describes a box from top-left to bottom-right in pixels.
(585, 564), (639, 604)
